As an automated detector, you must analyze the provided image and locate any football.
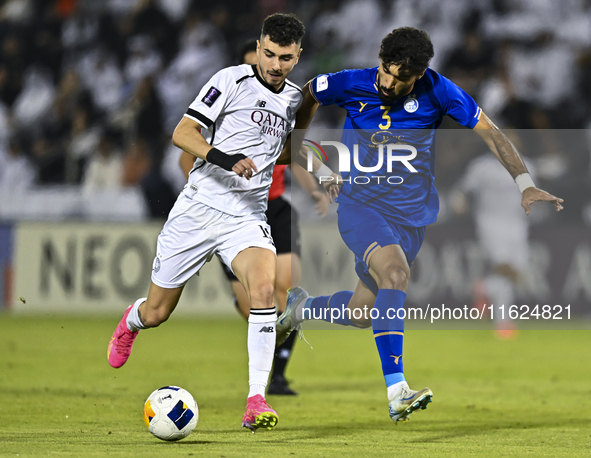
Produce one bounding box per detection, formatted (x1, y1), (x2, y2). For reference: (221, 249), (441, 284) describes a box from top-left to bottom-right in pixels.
(143, 386), (198, 441)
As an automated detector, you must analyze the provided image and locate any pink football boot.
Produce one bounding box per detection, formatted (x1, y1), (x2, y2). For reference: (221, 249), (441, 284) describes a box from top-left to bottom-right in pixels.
(241, 395), (278, 432)
(108, 305), (139, 368)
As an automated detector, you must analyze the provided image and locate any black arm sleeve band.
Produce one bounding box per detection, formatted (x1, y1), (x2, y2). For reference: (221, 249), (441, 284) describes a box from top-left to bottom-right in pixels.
(206, 148), (247, 171)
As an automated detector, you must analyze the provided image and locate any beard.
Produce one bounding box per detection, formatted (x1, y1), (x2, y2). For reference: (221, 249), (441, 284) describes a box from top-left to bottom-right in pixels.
(378, 90), (400, 104)
(376, 75), (400, 104)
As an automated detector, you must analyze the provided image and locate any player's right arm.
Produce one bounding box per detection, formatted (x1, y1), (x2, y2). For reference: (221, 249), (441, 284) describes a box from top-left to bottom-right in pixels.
(174, 67), (257, 180)
(473, 113), (563, 215)
(436, 72), (564, 215)
(172, 117), (257, 180)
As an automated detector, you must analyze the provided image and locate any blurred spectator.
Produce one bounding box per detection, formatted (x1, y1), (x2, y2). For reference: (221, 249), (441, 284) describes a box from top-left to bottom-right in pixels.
(134, 76), (164, 143)
(309, 19), (346, 75)
(31, 136), (65, 184)
(66, 103), (101, 183)
(61, 2), (99, 54)
(0, 34), (26, 107)
(157, 7), (226, 131)
(77, 46), (124, 114)
(122, 137), (176, 218)
(29, 6), (63, 82)
(41, 96), (71, 166)
(106, 0), (142, 17)
(54, 68), (83, 114)
(12, 66), (56, 131)
(453, 137), (536, 338)
(96, 9), (127, 66)
(156, 0), (192, 23)
(505, 32), (576, 110)
(81, 127), (124, 194)
(122, 137), (152, 187)
(443, 29), (495, 97)
(385, 0), (476, 70)
(577, 48), (591, 126)
(127, 0), (177, 63)
(0, 135), (36, 194)
(0, 0), (33, 24)
(124, 35), (162, 90)
(0, 0), (588, 223)
(313, 0), (382, 69)
(0, 101), (10, 150)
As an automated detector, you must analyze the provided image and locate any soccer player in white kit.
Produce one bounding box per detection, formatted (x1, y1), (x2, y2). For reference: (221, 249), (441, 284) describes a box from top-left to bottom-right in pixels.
(107, 13), (305, 432)
(457, 145), (536, 338)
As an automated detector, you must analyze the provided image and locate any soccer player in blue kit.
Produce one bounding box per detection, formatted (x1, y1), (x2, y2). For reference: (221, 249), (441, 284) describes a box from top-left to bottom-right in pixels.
(276, 27), (563, 423)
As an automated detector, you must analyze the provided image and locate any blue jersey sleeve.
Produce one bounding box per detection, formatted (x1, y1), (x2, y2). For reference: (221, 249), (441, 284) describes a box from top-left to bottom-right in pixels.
(437, 74), (481, 129)
(309, 71), (351, 106)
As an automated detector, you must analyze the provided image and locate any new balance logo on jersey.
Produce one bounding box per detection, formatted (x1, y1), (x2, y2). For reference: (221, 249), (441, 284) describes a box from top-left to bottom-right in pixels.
(259, 326), (274, 333)
(255, 100), (267, 107)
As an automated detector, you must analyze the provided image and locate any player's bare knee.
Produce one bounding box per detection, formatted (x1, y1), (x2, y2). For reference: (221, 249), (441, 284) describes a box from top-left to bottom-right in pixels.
(376, 266), (409, 290)
(249, 281), (275, 309)
(350, 316), (372, 328)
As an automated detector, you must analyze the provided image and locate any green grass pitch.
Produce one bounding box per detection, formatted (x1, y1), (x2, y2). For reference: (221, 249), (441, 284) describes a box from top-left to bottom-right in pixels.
(0, 314), (589, 457)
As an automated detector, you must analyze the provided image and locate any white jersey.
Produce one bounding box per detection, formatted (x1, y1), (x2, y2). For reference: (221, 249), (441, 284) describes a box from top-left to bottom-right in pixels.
(183, 64), (302, 216)
(459, 154), (536, 270)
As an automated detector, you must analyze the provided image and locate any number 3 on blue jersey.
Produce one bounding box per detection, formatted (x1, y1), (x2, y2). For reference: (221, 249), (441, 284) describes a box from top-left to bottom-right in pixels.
(379, 106), (391, 129)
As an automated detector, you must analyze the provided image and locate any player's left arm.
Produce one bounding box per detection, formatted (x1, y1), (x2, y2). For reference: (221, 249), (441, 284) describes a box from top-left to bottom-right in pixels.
(277, 82), (320, 165)
(473, 112), (564, 215)
(277, 81), (340, 200)
(290, 162), (330, 216)
(179, 150), (195, 179)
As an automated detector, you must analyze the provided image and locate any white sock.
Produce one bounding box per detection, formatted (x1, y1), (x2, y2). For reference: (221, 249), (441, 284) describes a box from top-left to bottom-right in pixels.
(247, 307), (277, 398)
(485, 275), (515, 322)
(126, 297), (147, 332)
(387, 381), (408, 401)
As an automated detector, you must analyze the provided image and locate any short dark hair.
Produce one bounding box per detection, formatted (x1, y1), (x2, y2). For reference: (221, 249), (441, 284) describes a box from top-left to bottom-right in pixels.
(379, 27), (434, 76)
(260, 13), (305, 47)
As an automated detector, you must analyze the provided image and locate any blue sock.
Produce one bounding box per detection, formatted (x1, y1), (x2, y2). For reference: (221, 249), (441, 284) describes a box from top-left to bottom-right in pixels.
(304, 291), (355, 326)
(372, 289), (406, 387)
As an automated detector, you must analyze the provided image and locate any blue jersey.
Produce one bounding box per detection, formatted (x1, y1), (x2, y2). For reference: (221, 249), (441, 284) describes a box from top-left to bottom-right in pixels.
(310, 67), (481, 227)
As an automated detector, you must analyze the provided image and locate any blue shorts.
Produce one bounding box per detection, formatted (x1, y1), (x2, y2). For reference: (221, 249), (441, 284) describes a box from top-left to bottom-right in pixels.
(337, 202), (426, 296)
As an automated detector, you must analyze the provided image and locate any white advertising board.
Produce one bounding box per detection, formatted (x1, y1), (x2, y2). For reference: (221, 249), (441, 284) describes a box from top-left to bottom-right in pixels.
(11, 222), (236, 315)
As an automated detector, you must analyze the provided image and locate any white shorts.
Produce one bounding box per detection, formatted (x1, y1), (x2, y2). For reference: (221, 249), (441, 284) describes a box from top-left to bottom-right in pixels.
(151, 192), (276, 289)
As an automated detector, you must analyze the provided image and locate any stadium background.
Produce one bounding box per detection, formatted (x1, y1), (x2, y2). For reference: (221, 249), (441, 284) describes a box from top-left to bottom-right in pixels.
(0, 0), (589, 316)
(0, 2), (590, 457)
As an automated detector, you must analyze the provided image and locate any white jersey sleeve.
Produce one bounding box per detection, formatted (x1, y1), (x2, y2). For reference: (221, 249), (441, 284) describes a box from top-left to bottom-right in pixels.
(184, 68), (236, 129)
